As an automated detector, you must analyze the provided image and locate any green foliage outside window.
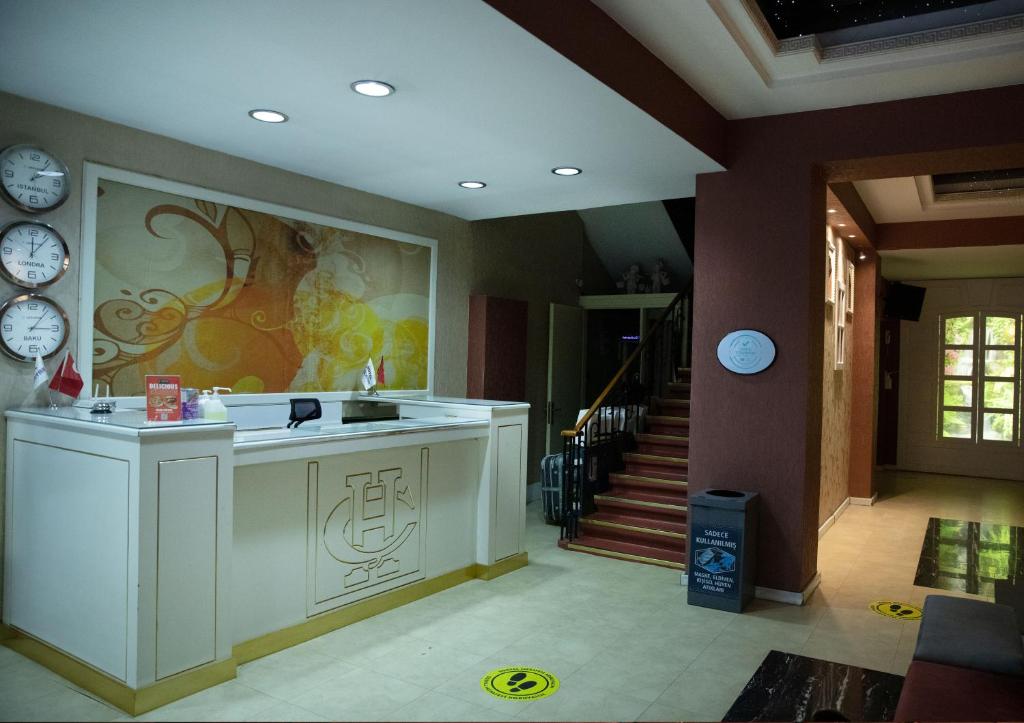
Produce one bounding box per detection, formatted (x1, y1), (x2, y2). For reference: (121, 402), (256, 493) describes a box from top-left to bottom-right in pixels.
(944, 316), (974, 345)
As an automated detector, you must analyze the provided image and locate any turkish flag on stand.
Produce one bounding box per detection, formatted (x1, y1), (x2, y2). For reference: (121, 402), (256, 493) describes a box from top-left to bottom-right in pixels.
(376, 355), (386, 388)
(49, 351), (85, 399)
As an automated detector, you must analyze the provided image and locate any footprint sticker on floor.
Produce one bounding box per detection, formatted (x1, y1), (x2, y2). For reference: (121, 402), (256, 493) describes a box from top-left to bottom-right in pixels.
(869, 600), (923, 620)
(481, 667), (559, 700)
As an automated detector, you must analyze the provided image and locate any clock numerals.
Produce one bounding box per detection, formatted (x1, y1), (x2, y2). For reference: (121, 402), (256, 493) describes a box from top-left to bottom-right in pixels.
(0, 221), (70, 289)
(0, 144), (71, 213)
(0, 294), (69, 361)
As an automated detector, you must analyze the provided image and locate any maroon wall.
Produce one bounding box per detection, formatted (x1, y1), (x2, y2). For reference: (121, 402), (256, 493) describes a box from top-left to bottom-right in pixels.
(693, 85), (1024, 593)
(848, 255), (880, 500)
(467, 295), (528, 402)
(877, 216), (1024, 250)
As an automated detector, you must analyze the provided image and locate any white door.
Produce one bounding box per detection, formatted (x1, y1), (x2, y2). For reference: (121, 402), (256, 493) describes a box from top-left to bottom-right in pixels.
(547, 303), (584, 455)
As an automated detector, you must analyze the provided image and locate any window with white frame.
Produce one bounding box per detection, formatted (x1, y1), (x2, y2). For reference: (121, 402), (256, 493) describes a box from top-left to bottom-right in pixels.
(939, 313), (1021, 444)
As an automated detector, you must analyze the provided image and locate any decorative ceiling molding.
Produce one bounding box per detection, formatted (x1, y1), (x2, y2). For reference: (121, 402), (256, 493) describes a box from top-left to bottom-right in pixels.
(717, 0), (1024, 87)
(915, 173), (1024, 211)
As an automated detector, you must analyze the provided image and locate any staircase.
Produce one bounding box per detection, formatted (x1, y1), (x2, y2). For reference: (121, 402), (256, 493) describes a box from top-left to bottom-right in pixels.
(559, 368), (691, 570)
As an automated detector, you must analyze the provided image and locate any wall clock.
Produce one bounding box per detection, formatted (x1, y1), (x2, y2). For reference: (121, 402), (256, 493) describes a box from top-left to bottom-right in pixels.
(0, 144), (71, 213)
(0, 293), (69, 361)
(0, 221), (70, 288)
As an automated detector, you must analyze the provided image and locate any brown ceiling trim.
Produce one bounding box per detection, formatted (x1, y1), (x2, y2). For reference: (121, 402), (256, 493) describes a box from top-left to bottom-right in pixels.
(876, 215), (1024, 251)
(829, 182), (877, 247)
(482, 0), (727, 167)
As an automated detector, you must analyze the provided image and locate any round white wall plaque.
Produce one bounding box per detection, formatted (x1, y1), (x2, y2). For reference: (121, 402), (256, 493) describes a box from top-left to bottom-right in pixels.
(717, 330), (775, 375)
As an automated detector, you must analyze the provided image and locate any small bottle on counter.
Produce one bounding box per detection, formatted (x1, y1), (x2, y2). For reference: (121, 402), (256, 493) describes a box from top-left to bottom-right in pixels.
(202, 387), (231, 421)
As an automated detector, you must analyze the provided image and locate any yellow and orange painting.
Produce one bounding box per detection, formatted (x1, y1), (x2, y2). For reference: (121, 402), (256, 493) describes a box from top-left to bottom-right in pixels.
(92, 180), (431, 395)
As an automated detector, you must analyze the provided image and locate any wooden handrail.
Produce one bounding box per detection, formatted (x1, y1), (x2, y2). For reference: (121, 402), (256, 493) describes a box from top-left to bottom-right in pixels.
(563, 282), (692, 438)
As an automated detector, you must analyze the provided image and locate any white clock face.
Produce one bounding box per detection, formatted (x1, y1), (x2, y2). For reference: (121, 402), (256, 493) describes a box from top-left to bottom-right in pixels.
(1, 144), (71, 213)
(0, 222), (70, 288)
(0, 294), (69, 361)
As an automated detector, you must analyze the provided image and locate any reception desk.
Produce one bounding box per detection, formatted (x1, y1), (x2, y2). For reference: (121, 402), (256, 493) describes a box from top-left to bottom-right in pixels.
(2, 395), (529, 713)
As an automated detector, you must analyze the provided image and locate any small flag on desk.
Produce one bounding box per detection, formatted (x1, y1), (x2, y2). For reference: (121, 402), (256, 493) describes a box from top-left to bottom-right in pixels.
(49, 351), (84, 399)
(32, 355), (47, 390)
(376, 355), (386, 388)
(361, 357), (377, 391)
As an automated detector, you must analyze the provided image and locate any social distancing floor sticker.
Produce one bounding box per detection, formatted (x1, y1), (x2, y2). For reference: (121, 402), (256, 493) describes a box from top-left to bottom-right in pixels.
(869, 600), (922, 620)
(481, 667), (559, 700)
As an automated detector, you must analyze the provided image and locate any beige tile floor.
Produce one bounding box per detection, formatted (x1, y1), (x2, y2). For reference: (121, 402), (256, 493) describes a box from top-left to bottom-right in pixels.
(1, 470), (1022, 722)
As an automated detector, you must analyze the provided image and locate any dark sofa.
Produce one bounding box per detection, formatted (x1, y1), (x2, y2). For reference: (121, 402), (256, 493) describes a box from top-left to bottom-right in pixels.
(894, 594), (1024, 721)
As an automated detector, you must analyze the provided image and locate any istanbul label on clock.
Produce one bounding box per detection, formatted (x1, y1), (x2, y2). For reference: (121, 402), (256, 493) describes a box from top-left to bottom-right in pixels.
(0, 144), (71, 213)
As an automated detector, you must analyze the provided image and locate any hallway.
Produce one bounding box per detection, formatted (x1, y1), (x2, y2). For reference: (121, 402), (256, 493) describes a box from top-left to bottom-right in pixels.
(1, 472), (1022, 721)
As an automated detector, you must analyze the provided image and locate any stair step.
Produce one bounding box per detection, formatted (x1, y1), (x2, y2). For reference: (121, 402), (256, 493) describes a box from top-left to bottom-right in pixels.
(564, 537), (687, 570)
(595, 492), (688, 513)
(654, 397), (690, 409)
(582, 516), (686, 541)
(580, 518), (687, 552)
(647, 415), (689, 426)
(608, 472), (687, 495)
(588, 511), (688, 537)
(636, 433), (689, 446)
(623, 452), (687, 468)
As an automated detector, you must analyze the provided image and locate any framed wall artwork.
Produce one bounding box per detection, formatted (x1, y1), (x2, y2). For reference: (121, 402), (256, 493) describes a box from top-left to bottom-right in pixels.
(79, 163), (437, 400)
(834, 241), (846, 370)
(846, 259), (856, 315)
(825, 226), (837, 305)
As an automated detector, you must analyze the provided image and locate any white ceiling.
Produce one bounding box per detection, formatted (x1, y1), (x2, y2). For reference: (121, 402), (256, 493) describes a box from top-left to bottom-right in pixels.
(881, 246), (1024, 280)
(0, 0), (721, 221)
(578, 202), (692, 283)
(591, 0), (1024, 119)
(855, 177), (1024, 222)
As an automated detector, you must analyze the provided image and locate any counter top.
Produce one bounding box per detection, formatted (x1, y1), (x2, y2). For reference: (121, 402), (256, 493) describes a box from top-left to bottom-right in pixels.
(358, 394), (529, 410)
(234, 415), (487, 447)
(5, 407), (234, 437)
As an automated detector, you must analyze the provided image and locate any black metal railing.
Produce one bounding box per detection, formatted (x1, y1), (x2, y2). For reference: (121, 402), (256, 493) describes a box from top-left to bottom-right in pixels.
(559, 281), (692, 542)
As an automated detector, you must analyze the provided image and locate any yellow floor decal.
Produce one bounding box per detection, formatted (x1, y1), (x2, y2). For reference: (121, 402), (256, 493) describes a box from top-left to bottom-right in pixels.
(869, 600), (922, 620)
(481, 666), (559, 700)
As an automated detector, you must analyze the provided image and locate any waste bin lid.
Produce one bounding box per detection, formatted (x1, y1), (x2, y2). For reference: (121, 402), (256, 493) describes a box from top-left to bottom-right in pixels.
(690, 489), (759, 509)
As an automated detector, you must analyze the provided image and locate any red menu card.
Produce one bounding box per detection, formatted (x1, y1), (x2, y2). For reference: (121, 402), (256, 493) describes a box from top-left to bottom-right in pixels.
(145, 374), (182, 422)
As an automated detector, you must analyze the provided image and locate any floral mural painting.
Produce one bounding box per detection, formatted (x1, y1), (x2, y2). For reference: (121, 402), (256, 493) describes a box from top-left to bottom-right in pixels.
(92, 180), (431, 395)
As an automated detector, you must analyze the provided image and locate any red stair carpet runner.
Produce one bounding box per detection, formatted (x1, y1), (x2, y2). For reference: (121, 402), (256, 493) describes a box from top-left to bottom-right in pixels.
(559, 369), (690, 570)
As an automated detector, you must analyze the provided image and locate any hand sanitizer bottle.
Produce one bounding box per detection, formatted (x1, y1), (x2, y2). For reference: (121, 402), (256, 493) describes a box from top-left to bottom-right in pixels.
(204, 387), (232, 421)
(197, 390), (213, 419)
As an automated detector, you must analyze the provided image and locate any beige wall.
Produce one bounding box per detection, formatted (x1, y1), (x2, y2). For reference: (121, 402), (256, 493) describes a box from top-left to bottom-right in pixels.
(0, 92), (610, 600)
(898, 277), (1024, 481)
(819, 235), (854, 526)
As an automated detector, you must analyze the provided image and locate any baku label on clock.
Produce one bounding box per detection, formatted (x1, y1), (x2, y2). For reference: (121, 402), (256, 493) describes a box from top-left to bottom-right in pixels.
(0, 293), (69, 361)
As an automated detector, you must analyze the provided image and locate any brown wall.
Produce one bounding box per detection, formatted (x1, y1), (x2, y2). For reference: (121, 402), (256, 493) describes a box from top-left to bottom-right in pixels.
(693, 84), (1024, 593)
(820, 235), (854, 527)
(847, 254), (880, 500)
(877, 216), (1024, 250)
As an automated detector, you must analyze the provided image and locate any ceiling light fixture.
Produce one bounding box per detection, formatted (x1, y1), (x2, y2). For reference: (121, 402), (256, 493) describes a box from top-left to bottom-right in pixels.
(351, 80), (395, 97)
(827, 208), (837, 214)
(848, 234), (856, 239)
(248, 109), (288, 123)
(858, 252), (867, 260)
(837, 223), (846, 227)
(458, 181), (486, 189)
(551, 167), (582, 176)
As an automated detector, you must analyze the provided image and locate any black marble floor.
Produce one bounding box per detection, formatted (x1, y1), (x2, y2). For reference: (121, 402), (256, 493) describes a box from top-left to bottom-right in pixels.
(913, 517), (1024, 597)
(722, 650), (904, 722)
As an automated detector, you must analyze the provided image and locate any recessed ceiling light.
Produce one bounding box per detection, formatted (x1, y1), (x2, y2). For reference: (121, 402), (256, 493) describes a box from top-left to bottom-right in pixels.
(351, 80), (395, 97)
(848, 234), (856, 239)
(458, 181), (486, 189)
(248, 109), (288, 123)
(551, 167), (582, 176)
(827, 208), (837, 214)
(837, 223), (846, 227)
(858, 252), (867, 260)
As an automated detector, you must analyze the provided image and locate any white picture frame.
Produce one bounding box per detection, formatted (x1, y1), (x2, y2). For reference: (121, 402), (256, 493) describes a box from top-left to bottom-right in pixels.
(79, 163), (438, 404)
(846, 259), (855, 315)
(825, 227), (837, 305)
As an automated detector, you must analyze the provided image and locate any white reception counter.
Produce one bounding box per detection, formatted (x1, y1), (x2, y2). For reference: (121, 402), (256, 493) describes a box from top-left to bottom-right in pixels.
(2, 395), (529, 714)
